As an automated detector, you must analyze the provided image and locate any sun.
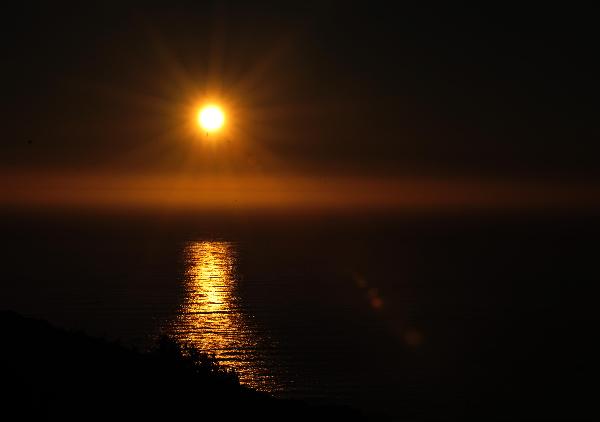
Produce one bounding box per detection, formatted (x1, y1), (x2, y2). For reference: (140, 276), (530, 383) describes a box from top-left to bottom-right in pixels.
(198, 105), (225, 132)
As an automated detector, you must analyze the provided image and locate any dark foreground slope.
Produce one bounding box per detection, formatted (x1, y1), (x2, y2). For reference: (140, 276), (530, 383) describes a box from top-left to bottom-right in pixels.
(0, 310), (363, 420)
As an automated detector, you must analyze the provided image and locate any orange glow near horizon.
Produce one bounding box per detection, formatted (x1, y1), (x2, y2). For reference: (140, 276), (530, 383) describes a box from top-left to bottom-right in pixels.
(1, 169), (599, 214)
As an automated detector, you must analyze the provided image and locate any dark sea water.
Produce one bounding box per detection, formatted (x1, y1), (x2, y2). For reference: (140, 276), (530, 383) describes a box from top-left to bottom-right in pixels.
(1, 211), (597, 418)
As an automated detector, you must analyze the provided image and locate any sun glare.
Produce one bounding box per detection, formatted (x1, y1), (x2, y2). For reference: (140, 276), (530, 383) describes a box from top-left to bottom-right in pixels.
(198, 105), (225, 132)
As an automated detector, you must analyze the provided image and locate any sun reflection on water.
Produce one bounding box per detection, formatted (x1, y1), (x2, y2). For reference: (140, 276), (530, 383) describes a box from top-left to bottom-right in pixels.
(168, 241), (274, 391)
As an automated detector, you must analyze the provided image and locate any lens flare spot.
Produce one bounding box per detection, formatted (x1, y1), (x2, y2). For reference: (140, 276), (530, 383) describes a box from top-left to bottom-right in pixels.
(404, 328), (424, 348)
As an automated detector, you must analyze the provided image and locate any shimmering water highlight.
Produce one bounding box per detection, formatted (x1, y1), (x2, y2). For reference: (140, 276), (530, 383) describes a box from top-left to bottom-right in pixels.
(166, 241), (276, 391)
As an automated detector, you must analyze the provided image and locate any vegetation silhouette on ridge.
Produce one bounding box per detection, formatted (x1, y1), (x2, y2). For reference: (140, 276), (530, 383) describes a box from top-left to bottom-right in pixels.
(0, 310), (363, 420)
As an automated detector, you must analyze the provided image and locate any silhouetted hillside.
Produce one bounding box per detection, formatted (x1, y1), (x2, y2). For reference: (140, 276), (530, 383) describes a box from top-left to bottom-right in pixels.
(0, 310), (364, 420)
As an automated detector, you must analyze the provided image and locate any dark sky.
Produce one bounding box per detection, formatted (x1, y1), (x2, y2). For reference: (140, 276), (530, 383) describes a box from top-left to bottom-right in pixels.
(2, 2), (599, 180)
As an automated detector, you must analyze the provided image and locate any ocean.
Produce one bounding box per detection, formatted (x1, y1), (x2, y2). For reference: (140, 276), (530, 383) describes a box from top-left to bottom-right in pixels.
(1, 210), (596, 418)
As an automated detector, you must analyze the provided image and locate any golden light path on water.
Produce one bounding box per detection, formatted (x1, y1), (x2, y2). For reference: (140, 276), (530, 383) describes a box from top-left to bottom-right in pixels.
(167, 241), (277, 391)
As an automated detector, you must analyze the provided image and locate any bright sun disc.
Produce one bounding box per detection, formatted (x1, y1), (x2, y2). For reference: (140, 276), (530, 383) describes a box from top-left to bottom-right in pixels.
(198, 105), (225, 132)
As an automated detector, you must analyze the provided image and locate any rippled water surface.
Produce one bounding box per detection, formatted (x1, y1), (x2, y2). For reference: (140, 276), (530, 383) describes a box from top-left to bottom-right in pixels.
(166, 241), (279, 391)
(1, 214), (597, 415)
